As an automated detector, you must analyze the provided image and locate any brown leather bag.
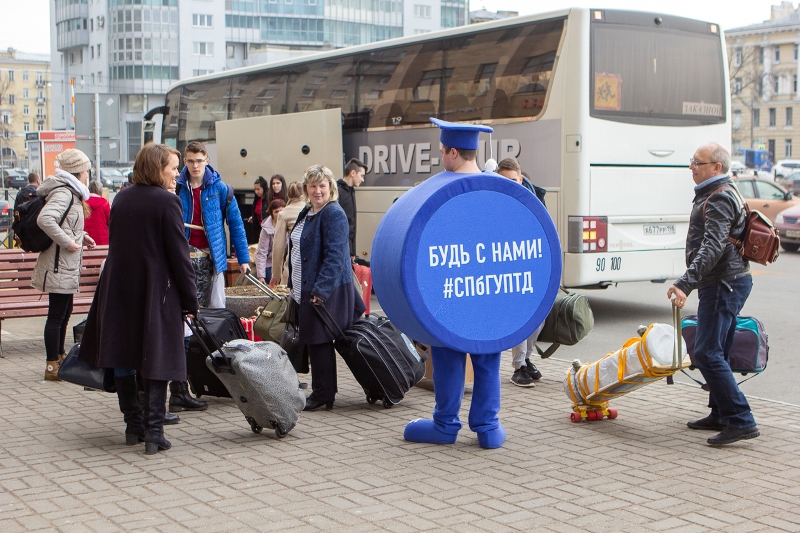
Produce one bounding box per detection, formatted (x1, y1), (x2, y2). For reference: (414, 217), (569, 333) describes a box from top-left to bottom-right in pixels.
(703, 186), (780, 266)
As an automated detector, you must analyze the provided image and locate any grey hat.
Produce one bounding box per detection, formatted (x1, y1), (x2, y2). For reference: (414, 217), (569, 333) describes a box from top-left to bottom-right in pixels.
(55, 149), (92, 174)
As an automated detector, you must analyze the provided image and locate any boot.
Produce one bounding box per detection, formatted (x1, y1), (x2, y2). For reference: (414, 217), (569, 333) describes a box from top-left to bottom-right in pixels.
(45, 360), (62, 381)
(114, 374), (144, 445)
(168, 381), (208, 412)
(404, 346), (465, 444)
(143, 379), (171, 455)
(138, 376), (179, 424)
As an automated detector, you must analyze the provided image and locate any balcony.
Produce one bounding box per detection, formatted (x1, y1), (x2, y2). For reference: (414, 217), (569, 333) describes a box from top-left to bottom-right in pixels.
(36, 115), (46, 123)
(35, 79), (46, 88)
(36, 97), (46, 105)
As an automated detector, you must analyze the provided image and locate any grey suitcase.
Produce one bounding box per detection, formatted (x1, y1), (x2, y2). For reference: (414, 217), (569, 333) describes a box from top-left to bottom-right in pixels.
(185, 317), (306, 438)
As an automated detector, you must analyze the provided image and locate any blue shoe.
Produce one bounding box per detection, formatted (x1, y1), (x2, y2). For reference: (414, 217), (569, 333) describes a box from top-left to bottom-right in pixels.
(404, 419), (458, 444)
(476, 423), (506, 449)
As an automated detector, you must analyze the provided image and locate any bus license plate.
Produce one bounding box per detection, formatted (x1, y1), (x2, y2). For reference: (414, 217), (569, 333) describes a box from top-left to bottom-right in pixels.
(786, 229), (800, 238)
(643, 224), (676, 235)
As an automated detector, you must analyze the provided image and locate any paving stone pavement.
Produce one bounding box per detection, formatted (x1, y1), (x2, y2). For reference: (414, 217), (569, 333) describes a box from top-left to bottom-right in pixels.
(1, 317), (799, 533)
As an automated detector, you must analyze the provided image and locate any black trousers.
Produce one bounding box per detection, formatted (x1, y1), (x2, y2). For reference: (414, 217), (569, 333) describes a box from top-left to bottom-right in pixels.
(308, 342), (337, 402)
(45, 293), (73, 361)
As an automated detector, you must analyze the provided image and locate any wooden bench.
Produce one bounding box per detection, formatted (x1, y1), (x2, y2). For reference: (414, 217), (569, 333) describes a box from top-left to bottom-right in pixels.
(0, 245), (109, 358)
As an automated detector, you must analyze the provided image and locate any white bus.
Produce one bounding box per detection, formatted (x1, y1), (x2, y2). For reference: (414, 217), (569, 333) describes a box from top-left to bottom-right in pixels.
(159, 8), (730, 288)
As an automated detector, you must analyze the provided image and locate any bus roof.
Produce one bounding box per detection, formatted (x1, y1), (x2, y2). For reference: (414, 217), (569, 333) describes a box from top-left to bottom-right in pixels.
(166, 7), (574, 93)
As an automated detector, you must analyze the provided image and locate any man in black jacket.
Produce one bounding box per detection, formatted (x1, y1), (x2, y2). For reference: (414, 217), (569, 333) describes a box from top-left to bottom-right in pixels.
(668, 142), (758, 446)
(336, 158), (366, 260)
(14, 173), (40, 213)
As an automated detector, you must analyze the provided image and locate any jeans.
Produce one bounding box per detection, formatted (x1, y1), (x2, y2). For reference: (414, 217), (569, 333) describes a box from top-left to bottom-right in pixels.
(694, 276), (756, 429)
(44, 293), (73, 361)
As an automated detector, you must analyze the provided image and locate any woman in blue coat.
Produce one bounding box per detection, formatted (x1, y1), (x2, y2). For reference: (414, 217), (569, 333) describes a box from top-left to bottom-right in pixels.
(289, 165), (366, 410)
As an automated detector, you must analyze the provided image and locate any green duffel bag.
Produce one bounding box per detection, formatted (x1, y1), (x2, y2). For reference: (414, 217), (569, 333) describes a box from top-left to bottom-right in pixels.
(535, 291), (594, 358)
(253, 285), (291, 344)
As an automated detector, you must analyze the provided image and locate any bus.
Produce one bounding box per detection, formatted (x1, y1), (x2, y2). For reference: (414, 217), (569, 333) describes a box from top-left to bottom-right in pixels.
(159, 8), (729, 288)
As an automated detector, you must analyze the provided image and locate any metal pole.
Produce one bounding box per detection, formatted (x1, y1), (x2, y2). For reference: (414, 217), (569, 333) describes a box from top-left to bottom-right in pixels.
(94, 93), (101, 176)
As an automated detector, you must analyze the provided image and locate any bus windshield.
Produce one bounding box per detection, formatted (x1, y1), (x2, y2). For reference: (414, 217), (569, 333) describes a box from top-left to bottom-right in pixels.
(590, 14), (726, 127)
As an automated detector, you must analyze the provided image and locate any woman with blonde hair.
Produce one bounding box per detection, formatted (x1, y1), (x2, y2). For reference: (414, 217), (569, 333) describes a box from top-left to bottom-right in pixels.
(269, 180), (304, 287)
(79, 143), (198, 454)
(287, 166), (365, 410)
(32, 148), (95, 380)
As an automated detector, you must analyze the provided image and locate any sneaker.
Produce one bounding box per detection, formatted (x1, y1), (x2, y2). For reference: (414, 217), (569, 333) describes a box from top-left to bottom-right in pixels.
(510, 368), (535, 387)
(524, 358), (542, 381)
(687, 415), (725, 431)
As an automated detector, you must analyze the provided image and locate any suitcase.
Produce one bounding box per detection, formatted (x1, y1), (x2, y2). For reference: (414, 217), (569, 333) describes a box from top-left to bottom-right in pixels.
(185, 317), (306, 438)
(564, 304), (690, 422)
(240, 317), (262, 342)
(315, 304), (427, 408)
(353, 264), (372, 314)
(681, 315), (768, 375)
(187, 308), (247, 398)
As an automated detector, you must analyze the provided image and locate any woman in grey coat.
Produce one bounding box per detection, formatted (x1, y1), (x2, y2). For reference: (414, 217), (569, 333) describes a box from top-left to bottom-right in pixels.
(31, 149), (96, 381)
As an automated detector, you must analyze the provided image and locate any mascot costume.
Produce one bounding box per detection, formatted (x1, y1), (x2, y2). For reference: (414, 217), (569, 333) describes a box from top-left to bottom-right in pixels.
(371, 118), (562, 449)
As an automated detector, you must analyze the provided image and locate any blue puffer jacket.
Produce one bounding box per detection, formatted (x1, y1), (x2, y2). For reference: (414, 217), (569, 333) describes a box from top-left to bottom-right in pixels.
(177, 164), (250, 273)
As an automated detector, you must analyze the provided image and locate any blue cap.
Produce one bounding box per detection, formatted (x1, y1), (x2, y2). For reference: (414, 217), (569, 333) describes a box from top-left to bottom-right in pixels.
(430, 118), (493, 150)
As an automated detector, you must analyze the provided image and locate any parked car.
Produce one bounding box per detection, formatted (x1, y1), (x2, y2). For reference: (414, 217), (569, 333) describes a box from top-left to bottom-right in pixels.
(774, 204), (800, 252)
(772, 159), (800, 179)
(0, 200), (11, 229)
(732, 177), (800, 223)
(729, 160), (747, 176)
(775, 171), (800, 194)
(94, 168), (127, 190)
(2, 169), (27, 188)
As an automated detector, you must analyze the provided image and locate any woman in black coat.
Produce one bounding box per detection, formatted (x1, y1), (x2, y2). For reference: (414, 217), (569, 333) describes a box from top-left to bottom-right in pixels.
(289, 165), (366, 411)
(79, 143), (199, 455)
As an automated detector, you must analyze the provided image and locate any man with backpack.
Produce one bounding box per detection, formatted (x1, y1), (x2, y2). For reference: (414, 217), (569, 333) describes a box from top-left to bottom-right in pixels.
(668, 142), (758, 446)
(14, 173), (40, 214)
(173, 140), (250, 412)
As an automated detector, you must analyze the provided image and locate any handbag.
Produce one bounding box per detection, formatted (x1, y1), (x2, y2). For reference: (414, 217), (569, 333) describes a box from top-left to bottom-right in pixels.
(280, 297), (309, 374)
(536, 290), (594, 358)
(249, 276), (290, 343)
(57, 344), (116, 393)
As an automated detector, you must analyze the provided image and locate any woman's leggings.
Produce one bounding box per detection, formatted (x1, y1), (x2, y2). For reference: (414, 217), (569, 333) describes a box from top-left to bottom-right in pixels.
(44, 293), (73, 361)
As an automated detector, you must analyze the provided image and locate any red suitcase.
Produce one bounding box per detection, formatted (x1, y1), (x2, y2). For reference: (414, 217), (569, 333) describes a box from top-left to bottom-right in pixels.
(353, 264), (372, 314)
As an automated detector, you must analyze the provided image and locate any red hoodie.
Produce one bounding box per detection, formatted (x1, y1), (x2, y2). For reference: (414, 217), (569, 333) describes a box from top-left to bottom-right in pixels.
(85, 194), (111, 245)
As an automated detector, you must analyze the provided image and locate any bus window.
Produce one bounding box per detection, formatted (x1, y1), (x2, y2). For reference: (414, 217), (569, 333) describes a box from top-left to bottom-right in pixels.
(591, 13), (725, 126)
(355, 46), (420, 128)
(180, 78), (231, 145)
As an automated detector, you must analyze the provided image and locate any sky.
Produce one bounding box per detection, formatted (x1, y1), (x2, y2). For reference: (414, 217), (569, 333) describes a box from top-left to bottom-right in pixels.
(0, 0), (791, 55)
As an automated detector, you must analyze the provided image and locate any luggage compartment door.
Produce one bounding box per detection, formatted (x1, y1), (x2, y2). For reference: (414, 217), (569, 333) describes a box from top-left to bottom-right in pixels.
(215, 108), (343, 191)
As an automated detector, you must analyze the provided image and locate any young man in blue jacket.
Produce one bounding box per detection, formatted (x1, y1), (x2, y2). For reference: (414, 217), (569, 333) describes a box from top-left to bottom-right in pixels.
(171, 140), (251, 412)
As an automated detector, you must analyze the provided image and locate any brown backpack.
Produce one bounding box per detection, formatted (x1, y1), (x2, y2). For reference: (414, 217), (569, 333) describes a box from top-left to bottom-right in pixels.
(703, 186), (780, 266)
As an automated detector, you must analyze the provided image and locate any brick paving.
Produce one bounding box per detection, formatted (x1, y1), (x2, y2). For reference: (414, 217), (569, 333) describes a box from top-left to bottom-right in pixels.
(1, 316), (799, 532)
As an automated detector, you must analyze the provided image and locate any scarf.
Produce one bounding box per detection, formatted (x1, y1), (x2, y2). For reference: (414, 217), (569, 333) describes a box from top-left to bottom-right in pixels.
(55, 168), (91, 201)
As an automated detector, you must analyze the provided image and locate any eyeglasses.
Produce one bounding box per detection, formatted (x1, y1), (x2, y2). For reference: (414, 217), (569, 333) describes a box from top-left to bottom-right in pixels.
(689, 158), (718, 167)
(184, 158), (207, 166)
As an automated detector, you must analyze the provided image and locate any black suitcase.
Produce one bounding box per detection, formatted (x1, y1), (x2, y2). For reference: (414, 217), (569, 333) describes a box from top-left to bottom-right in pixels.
(315, 305), (427, 408)
(187, 308), (247, 398)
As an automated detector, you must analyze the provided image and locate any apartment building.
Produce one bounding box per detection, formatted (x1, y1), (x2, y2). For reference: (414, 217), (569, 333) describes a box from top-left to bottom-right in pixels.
(0, 48), (51, 168)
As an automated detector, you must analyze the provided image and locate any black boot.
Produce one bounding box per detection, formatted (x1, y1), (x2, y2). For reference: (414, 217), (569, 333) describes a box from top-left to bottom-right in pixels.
(138, 375), (179, 424)
(114, 374), (144, 445)
(169, 381), (208, 412)
(143, 379), (172, 455)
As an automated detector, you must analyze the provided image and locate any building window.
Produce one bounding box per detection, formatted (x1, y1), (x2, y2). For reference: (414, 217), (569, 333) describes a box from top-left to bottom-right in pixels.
(98, 71), (102, 84)
(97, 43), (101, 57)
(193, 69), (213, 76)
(787, 107), (793, 126)
(733, 47), (742, 67)
(769, 108), (776, 126)
(192, 14), (213, 27)
(758, 46), (764, 65)
(753, 108), (760, 127)
(91, 73), (95, 85)
(91, 46), (95, 59)
(1, 113), (9, 125)
(733, 110), (742, 130)
(774, 76), (780, 94)
(23, 105), (29, 116)
(414, 4), (432, 18)
(22, 88), (28, 98)
(733, 78), (741, 96)
(786, 139), (793, 157)
(795, 75), (798, 94)
(775, 46), (781, 63)
(193, 42), (214, 56)
(226, 44), (235, 58)
(8, 70), (14, 81)
(8, 94), (14, 105)
(22, 71), (28, 81)
(37, 123), (43, 132)
(795, 44), (799, 60)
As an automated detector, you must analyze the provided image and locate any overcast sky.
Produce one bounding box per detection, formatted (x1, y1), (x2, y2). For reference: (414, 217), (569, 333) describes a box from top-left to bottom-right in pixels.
(0, 0), (789, 55)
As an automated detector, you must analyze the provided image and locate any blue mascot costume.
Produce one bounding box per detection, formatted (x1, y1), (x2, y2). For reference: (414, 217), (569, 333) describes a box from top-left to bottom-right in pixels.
(371, 118), (562, 449)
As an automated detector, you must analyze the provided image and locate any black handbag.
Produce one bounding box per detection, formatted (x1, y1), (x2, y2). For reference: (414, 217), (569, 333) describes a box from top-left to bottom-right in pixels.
(280, 298), (309, 374)
(57, 344), (116, 393)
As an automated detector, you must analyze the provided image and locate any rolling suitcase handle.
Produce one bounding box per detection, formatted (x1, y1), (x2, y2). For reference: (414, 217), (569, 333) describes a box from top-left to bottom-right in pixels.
(311, 301), (348, 342)
(183, 314), (235, 375)
(672, 302), (683, 371)
(244, 272), (284, 301)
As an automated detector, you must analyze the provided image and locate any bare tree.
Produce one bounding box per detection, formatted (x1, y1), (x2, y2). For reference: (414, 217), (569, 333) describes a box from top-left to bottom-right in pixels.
(729, 44), (772, 156)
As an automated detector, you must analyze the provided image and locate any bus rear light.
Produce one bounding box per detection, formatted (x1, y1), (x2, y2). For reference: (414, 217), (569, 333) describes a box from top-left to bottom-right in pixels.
(568, 216), (608, 253)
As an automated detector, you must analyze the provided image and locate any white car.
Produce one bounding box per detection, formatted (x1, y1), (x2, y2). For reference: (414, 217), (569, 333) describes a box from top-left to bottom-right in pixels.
(729, 160), (746, 175)
(773, 159), (800, 179)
